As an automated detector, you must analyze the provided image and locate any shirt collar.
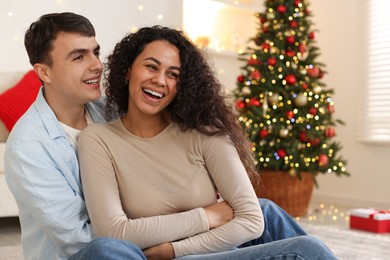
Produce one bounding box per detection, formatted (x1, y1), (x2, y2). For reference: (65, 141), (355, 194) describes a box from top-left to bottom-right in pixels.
(34, 87), (108, 140)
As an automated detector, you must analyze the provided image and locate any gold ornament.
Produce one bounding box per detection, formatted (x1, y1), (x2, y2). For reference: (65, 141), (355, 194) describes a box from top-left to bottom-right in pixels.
(266, 13), (275, 20)
(241, 86), (251, 95)
(263, 93), (269, 116)
(295, 93), (308, 107)
(268, 93), (280, 105)
(313, 86), (322, 94)
(279, 128), (289, 137)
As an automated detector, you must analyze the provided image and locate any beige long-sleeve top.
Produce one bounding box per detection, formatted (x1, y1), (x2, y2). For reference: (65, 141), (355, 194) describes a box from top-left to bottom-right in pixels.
(78, 119), (264, 257)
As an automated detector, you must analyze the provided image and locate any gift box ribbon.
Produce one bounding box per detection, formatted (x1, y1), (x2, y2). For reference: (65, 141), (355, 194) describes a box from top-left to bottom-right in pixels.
(369, 210), (390, 220)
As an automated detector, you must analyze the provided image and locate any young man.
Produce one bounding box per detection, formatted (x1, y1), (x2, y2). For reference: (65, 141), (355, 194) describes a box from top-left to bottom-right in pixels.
(4, 12), (146, 260)
(5, 11), (309, 260)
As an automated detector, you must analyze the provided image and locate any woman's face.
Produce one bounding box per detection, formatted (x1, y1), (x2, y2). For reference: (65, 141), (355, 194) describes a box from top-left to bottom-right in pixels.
(127, 40), (180, 119)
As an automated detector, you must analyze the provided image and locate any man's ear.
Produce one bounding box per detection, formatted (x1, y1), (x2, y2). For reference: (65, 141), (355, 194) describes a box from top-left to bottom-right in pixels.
(33, 64), (51, 84)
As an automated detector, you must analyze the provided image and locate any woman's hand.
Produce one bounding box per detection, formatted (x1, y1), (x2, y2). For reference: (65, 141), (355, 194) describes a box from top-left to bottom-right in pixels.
(142, 201), (232, 259)
(143, 242), (175, 260)
(204, 201), (233, 229)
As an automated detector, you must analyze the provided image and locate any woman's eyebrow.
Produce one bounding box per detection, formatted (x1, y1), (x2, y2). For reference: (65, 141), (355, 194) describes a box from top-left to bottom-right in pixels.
(145, 57), (181, 71)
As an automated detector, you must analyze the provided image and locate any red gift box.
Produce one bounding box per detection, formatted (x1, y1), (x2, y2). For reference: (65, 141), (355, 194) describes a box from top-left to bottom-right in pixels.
(350, 208), (390, 233)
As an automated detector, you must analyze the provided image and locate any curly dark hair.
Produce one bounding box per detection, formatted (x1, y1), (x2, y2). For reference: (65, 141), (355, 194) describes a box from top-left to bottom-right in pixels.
(24, 12), (95, 66)
(104, 25), (258, 180)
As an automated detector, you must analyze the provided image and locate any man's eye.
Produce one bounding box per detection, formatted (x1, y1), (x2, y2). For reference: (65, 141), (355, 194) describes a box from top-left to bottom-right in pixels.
(73, 55), (83, 60)
(94, 51), (101, 57)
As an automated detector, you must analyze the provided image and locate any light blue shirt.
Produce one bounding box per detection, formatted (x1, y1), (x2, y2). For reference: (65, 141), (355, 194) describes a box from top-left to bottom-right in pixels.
(4, 88), (109, 260)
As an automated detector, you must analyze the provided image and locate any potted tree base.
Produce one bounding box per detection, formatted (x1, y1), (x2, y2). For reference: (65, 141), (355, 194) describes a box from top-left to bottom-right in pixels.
(252, 170), (314, 217)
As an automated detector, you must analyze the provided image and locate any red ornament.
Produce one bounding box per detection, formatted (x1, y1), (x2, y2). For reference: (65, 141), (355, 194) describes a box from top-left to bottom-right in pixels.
(307, 67), (320, 78)
(237, 75), (244, 83)
(318, 70), (325, 79)
(277, 5), (287, 13)
(249, 98), (261, 107)
(325, 127), (336, 137)
(286, 36), (295, 45)
(262, 43), (271, 50)
(309, 32), (315, 39)
(260, 16), (266, 24)
(235, 99), (245, 110)
(302, 83), (308, 89)
(277, 149), (287, 158)
(299, 131), (307, 142)
(262, 27), (269, 33)
(326, 104), (335, 113)
(305, 9), (310, 15)
(259, 128), (269, 139)
(251, 70), (261, 81)
(286, 111), (294, 119)
(285, 74), (297, 85)
(309, 138), (320, 146)
(318, 154), (329, 166)
(267, 57), (277, 66)
(286, 50), (295, 57)
(294, 0), (301, 6)
(248, 57), (258, 66)
(309, 107), (317, 115)
(289, 20), (298, 28)
(299, 44), (306, 53)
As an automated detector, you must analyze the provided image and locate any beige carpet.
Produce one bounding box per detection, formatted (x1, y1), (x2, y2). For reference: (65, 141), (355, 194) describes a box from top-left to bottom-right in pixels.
(1, 223), (389, 259)
(300, 222), (390, 260)
(0, 245), (22, 260)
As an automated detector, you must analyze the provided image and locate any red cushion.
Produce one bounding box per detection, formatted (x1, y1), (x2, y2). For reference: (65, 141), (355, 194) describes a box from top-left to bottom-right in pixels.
(0, 70), (41, 131)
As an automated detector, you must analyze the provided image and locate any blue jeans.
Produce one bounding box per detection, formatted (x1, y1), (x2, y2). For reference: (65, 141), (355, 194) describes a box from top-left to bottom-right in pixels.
(69, 237), (146, 260)
(177, 199), (337, 260)
(249, 198), (307, 243)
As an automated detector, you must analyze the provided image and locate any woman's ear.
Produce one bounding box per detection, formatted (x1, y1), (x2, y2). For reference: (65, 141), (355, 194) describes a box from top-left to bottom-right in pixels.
(125, 69), (131, 85)
(33, 64), (51, 84)
(126, 68), (131, 81)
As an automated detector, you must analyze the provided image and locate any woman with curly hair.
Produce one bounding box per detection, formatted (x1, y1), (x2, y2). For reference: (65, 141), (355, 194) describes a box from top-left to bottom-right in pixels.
(78, 26), (336, 259)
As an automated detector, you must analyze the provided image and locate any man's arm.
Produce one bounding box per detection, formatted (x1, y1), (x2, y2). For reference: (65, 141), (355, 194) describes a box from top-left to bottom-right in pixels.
(5, 138), (93, 255)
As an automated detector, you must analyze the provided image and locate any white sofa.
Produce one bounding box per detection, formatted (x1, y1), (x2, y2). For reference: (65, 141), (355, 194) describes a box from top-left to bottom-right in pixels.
(0, 71), (26, 217)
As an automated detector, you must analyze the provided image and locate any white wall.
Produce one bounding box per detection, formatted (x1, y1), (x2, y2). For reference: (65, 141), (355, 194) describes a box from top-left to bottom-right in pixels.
(0, 0), (183, 72)
(309, 0), (390, 209)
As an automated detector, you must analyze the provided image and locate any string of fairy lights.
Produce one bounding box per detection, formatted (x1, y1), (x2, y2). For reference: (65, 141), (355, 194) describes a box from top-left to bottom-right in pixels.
(1, 0), (176, 72)
(2, 1), (166, 42)
(295, 203), (350, 224)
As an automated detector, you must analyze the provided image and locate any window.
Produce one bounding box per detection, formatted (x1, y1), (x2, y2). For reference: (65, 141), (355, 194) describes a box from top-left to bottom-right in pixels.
(359, 0), (390, 144)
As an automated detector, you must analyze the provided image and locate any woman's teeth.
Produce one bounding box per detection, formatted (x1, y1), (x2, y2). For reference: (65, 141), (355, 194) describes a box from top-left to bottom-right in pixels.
(84, 79), (99, 84)
(143, 88), (163, 98)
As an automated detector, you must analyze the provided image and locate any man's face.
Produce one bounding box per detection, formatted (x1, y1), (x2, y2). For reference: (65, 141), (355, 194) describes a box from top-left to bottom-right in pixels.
(42, 32), (103, 107)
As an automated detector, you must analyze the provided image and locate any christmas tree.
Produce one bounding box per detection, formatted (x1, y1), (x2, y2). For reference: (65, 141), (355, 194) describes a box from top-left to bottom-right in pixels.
(233, 0), (349, 183)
